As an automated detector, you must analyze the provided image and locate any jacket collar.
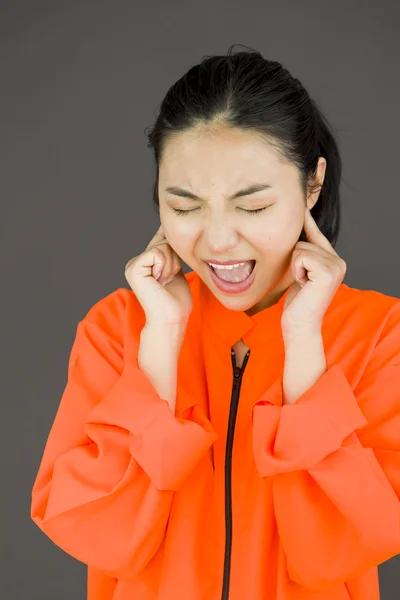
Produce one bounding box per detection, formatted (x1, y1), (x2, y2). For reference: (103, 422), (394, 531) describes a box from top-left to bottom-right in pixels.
(197, 275), (292, 349)
(176, 273), (291, 417)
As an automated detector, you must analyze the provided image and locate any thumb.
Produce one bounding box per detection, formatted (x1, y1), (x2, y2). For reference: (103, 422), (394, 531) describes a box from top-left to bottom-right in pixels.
(153, 261), (163, 280)
(151, 251), (165, 280)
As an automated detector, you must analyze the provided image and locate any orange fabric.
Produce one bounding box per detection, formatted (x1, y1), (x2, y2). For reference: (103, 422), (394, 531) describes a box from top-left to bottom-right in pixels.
(31, 272), (400, 599)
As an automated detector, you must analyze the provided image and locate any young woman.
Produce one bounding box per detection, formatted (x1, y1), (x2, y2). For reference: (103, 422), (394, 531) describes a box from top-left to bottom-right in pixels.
(31, 45), (400, 600)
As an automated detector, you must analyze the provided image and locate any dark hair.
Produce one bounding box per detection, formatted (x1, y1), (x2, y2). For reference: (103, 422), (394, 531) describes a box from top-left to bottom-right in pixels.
(145, 44), (342, 246)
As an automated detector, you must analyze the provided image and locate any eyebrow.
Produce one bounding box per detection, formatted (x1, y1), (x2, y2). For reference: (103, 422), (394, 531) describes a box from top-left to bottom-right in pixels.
(164, 183), (273, 201)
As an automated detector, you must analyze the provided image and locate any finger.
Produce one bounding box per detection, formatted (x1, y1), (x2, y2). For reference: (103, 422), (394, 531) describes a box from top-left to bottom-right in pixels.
(159, 247), (184, 286)
(171, 250), (183, 274)
(293, 250), (341, 285)
(124, 246), (165, 287)
(124, 256), (135, 271)
(295, 241), (337, 262)
(155, 243), (176, 283)
(144, 246), (166, 279)
(146, 224), (166, 250)
(304, 208), (339, 256)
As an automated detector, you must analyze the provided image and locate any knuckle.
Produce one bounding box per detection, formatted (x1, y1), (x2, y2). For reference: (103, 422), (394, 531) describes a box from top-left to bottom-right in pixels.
(124, 257), (135, 271)
(149, 245), (165, 260)
(336, 258), (347, 274)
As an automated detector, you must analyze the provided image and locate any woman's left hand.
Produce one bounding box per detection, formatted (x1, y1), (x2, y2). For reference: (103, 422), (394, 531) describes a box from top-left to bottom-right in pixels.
(282, 207), (347, 333)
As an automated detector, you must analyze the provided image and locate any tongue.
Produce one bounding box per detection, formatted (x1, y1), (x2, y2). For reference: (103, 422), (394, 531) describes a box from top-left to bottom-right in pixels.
(213, 261), (254, 283)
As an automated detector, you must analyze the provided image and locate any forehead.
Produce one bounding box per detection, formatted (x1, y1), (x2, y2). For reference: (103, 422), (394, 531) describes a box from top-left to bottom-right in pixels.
(158, 124), (296, 189)
(159, 125), (299, 196)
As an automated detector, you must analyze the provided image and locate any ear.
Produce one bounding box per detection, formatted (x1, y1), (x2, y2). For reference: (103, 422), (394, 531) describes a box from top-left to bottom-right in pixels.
(307, 156), (327, 209)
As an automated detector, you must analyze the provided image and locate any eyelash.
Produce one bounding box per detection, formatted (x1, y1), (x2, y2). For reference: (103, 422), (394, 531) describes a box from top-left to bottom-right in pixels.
(171, 207), (267, 216)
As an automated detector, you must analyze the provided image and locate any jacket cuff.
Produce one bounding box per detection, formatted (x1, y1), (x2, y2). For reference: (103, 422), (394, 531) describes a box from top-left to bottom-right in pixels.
(251, 364), (368, 477)
(87, 361), (218, 491)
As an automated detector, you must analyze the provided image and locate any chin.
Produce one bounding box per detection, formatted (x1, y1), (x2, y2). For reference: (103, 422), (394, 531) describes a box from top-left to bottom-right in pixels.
(210, 286), (264, 312)
(218, 295), (256, 312)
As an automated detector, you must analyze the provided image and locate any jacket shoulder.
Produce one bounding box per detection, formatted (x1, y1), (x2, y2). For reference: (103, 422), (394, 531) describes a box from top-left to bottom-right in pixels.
(336, 284), (400, 366)
(75, 271), (200, 360)
(79, 287), (133, 336)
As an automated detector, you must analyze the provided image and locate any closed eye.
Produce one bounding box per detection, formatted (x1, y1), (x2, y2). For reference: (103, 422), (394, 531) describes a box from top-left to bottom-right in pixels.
(171, 206), (268, 216)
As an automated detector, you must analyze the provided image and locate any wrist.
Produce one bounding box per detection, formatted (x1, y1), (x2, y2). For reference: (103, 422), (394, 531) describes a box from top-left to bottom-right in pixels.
(282, 322), (322, 342)
(141, 322), (187, 348)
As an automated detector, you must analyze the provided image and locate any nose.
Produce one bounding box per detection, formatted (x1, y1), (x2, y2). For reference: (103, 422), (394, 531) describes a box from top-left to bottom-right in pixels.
(202, 216), (240, 255)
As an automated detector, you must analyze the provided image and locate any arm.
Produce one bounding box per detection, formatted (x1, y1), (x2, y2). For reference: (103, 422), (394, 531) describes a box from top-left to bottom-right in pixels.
(282, 328), (327, 406)
(31, 317), (217, 579)
(251, 317), (400, 590)
(138, 323), (187, 413)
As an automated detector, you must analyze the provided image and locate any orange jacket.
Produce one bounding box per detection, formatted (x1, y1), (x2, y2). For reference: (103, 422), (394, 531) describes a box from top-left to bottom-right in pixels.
(31, 272), (400, 600)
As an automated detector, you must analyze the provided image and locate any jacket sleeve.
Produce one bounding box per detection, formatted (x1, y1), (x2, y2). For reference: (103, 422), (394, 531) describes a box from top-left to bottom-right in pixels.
(31, 316), (217, 579)
(251, 305), (400, 591)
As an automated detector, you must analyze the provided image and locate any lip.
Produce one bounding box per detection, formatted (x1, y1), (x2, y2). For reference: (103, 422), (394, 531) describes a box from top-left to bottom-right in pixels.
(205, 261), (257, 294)
(203, 259), (255, 266)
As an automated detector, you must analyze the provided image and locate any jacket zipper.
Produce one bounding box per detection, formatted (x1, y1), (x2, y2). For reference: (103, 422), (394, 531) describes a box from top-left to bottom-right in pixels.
(221, 347), (251, 600)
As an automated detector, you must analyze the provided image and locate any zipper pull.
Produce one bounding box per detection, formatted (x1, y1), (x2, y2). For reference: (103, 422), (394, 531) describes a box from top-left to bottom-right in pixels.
(233, 366), (241, 388)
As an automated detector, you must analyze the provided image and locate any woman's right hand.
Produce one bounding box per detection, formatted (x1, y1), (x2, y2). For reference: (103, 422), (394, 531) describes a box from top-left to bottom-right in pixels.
(124, 225), (193, 327)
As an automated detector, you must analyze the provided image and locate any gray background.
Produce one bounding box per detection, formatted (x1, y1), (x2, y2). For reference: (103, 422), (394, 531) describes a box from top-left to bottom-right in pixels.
(1, 0), (399, 598)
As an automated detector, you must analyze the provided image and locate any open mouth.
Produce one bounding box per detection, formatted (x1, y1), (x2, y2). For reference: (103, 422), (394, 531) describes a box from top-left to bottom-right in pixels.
(204, 260), (257, 296)
(207, 260), (256, 283)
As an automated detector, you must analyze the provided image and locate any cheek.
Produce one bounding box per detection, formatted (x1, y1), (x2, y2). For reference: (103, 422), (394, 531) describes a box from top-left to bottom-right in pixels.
(162, 222), (195, 260)
(252, 218), (299, 255)
(161, 213), (187, 241)
(276, 210), (303, 241)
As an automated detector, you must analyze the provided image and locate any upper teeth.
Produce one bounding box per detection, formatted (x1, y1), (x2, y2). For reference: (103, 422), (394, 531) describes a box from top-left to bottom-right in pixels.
(208, 262), (247, 270)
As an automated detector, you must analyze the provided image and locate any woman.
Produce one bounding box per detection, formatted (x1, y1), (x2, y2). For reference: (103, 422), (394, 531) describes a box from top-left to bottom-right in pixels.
(31, 45), (400, 600)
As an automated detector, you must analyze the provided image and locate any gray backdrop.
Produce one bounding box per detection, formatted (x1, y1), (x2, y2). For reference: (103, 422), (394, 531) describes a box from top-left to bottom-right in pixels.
(1, 0), (399, 598)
